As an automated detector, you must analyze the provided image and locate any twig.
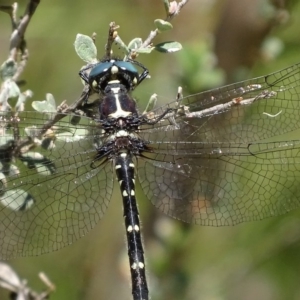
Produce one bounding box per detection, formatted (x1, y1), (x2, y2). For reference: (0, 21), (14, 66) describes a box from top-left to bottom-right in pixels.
(171, 0), (189, 17)
(182, 91), (277, 119)
(0, 0), (87, 157)
(13, 85), (90, 157)
(9, 0), (40, 80)
(105, 22), (119, 59)
(0, 262), (55, 300)
(140, 0), (190, 49)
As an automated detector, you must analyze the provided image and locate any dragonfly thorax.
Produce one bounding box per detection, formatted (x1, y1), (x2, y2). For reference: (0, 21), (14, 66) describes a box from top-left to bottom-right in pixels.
(101, 82), (137, 119)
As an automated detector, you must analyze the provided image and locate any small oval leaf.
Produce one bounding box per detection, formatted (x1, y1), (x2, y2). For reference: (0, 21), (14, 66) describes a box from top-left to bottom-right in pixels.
(0, 262), (21, 289)
(0, 59), (17, 81)
(143, 93), (157, 113)
(32, 93), (56, 113)
(0, 189), (35, 211)
(15, 89), (33, 112)
(7, 81), (20, 98)
(136, 47), (155, 54)
(114, 36), (130, 54)
(128, 38), (143, 50)
(74, 34), (98, 63)
(155, 41), (182, 53)
(162, 0), (170, 14)
(154, 19), (173, 32)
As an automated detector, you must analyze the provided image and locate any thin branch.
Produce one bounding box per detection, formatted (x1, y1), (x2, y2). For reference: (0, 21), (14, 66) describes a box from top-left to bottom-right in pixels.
(12, 48), (29, 81)
(171, 0), (189, 17)
(0, 262), (55, 300)
(182, 91), (277, 119)
(105, 22), (119, 59)
(140, 0), (190, 49)
(9, 0), (40, 79)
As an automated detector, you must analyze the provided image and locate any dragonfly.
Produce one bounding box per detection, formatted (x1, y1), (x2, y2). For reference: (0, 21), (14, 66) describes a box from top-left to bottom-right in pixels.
(0, 54), (300, 300)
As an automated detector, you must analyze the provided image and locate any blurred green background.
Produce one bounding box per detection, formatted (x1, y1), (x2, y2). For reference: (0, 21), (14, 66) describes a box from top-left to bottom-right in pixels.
(1, 0), (300, 299)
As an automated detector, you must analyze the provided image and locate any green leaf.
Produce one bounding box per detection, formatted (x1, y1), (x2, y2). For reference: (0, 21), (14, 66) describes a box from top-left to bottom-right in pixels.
(154, 41), (182, 53)
(32, 93), (56, 113)
(16, 90), (33, 112)
(74, 34), (98, 63)
(162, 0), (170, 14)
(7, 81), (20, 98)
(143, 93), (157, 113)
(154, 19), (173, 32)
(114, 36), (130, 54)
(136, 47), (154, 54)
(0, 185), (34, 211)
(0, 59), (17, 81)
(128, 38), (143, 51)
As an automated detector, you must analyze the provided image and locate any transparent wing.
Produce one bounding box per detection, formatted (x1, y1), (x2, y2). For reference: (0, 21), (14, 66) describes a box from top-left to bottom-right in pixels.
(0, 111), (113, 259)
(137, 63), (300, 225)
(142, 62), (300, 142)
